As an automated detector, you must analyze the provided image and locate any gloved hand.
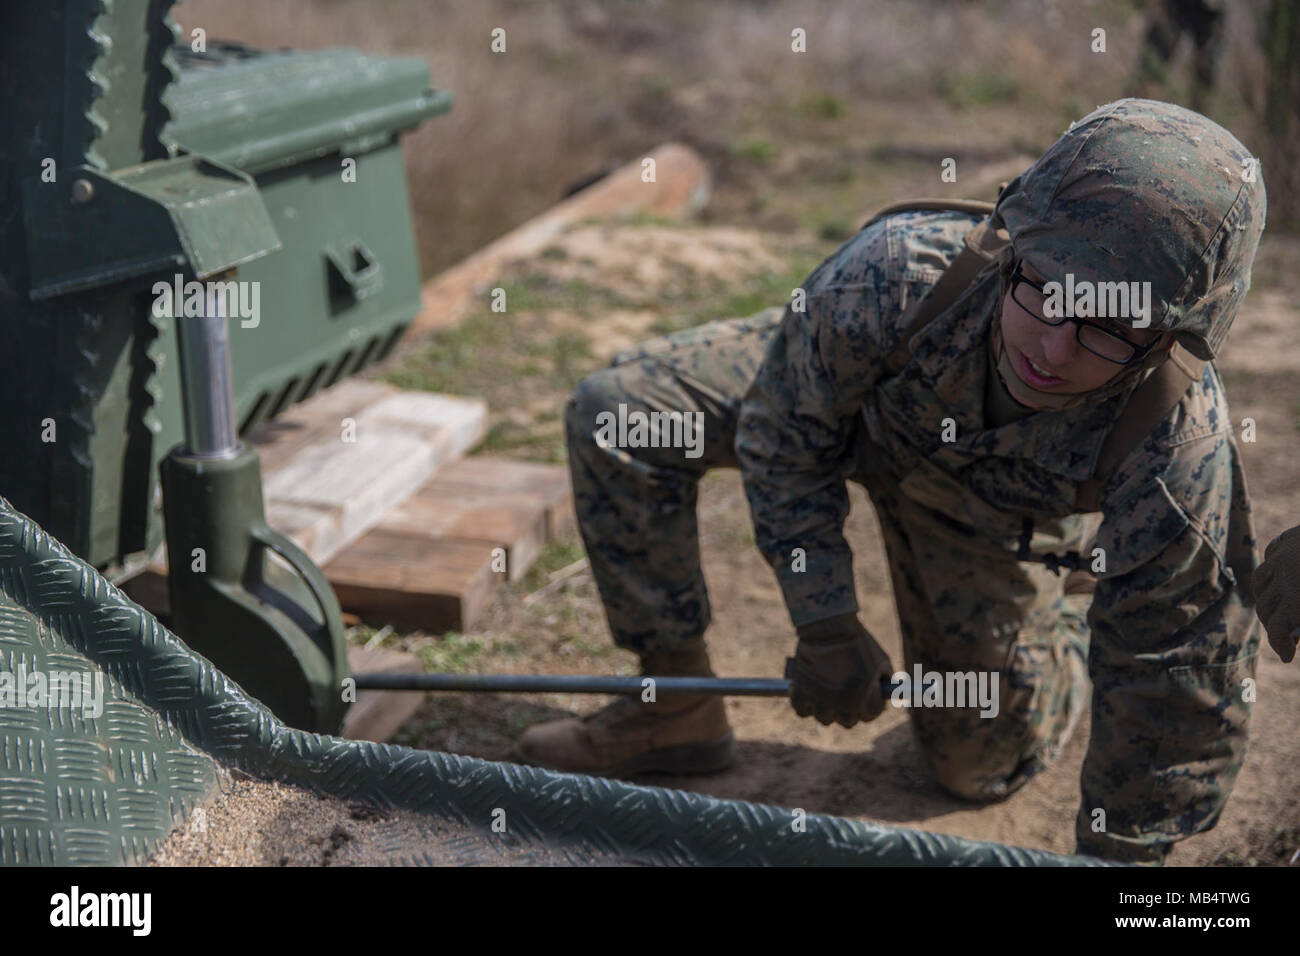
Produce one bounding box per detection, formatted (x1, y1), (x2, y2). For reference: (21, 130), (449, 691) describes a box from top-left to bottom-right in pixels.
(786, 613), (894, 728)
(1254, 525), (1300, 663)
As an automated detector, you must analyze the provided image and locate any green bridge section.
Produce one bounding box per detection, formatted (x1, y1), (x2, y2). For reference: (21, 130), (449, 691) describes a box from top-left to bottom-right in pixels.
(0, 495), (1110, 866)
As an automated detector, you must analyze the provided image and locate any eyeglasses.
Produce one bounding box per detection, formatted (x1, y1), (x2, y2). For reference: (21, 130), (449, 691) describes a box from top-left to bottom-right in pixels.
(1008, 261), (1156, 365)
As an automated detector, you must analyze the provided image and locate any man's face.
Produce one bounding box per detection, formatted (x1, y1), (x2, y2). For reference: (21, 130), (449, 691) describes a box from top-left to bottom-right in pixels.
(998, 259), (1168, 401)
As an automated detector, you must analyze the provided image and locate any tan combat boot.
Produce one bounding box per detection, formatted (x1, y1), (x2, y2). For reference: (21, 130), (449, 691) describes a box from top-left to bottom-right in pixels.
(511, 639), (734, 777)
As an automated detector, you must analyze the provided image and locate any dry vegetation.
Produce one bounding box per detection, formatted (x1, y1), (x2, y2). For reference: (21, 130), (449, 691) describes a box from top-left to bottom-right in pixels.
(174, 0), (1289, 277)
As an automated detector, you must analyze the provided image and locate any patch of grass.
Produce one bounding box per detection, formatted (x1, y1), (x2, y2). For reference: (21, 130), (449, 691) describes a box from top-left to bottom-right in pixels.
(801, 92), (845, 120)
(646, 314), (685, 336)
(700, 259), (824, 324)
(818, 219), (853, 242)
(549, 330), (593, 383)
(644, 256), (824, 337)
(382, 310), (505, 396)
(731, 137), (777, 164)
(490, 631), (528, 658)
(612, 211), (690, 229)
(519, 538), (585, 593)
(419, 631), (490, 674)
(479, 420), (567, 462)
(932, 69), (1020, 110)
(382, 279), (606, 420)
(641, 72), (674, 97)
(560, 631), (618, 658)
(384, 247), (826, 463)
(504, 273), (637, 314)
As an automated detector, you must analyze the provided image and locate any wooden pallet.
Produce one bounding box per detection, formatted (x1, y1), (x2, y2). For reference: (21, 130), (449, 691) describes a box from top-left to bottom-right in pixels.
(324, 455), (573, 633)
(341, 644), (429, 743)
(256, 382), (488, 566)
(135, 379), (488, 593)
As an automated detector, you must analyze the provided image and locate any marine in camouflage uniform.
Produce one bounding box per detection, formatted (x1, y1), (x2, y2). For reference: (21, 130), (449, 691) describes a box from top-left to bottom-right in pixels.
(524, 100), (1267, 864)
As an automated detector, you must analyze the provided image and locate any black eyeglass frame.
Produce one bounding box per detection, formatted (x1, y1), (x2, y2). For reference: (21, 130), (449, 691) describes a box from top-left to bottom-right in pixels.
(1007, 260), (1159, 366)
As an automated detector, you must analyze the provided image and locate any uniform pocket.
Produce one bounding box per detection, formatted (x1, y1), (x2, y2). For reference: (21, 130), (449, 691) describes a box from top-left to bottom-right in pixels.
(1156, 653), (1257, 770)
(1148, 651), (1258, 835)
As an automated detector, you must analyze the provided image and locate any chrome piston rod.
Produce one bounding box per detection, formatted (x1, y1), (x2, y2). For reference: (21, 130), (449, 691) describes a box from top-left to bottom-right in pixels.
(174, 272), (241, 458)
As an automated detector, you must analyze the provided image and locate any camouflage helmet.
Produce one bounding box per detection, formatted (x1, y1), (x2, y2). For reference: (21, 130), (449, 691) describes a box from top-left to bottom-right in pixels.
(990, 98), (1266, 362)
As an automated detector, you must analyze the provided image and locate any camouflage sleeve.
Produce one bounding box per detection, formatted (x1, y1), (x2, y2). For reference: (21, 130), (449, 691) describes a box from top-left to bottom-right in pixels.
(1077, 407), (1260, 864)
(734, 224), (898, 629)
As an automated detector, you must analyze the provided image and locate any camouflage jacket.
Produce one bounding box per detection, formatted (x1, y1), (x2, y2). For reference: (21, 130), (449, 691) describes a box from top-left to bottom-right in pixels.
(736, 209), (1261, 860)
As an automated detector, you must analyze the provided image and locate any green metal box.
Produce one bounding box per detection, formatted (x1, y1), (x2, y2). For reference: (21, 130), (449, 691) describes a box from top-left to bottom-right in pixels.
(0, 5), (447, 576)
(163, 43), (450, 433)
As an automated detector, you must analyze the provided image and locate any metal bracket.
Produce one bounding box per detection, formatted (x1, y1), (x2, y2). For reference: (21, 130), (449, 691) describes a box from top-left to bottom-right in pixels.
(325, 238), (384, 304)
(22, 153), (281, 299)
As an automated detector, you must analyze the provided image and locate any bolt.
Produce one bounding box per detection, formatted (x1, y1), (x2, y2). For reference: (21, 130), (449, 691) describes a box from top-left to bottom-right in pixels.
(71, 179), (94, 204)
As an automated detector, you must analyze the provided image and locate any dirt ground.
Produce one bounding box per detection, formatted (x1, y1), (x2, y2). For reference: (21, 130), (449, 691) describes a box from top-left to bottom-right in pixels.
(148, 772), (623, 866)
(360, 222), (1300, 869)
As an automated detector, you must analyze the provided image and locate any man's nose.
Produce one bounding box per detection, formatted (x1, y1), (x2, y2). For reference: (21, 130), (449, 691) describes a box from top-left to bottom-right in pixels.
(1040, 321), (1078, 366)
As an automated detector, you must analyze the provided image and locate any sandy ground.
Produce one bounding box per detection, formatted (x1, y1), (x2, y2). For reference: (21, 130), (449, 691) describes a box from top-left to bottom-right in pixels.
(148, 771), (623, 866)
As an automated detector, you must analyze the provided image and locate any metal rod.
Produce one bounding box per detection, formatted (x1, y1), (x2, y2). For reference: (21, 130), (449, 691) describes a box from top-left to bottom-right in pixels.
(353, 673), (905, 698)
(174, 271), (240, 458)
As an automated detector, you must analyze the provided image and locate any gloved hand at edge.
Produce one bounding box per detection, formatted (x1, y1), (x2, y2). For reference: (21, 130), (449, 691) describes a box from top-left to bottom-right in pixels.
(786, 613), (894, 728)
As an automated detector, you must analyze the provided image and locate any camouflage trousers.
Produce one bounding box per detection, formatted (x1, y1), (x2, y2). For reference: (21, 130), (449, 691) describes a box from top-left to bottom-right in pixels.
(564, 309), (1094, 802)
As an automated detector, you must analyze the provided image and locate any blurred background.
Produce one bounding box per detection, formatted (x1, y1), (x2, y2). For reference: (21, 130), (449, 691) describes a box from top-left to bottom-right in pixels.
(174, 0), (1299, 280)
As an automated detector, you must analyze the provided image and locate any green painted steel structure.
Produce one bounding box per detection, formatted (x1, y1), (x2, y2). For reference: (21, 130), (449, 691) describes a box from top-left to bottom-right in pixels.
(0, 2), (448, 578)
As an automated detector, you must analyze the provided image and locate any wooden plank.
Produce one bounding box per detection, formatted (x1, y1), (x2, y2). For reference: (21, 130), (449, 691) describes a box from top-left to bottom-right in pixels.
(260, 390), (487, 567)
(428, 455), (574, 547)
(400, 142), (710, 339)
(341, 645), (428, 743)
(146, 382), (488, 577)
(325, 531), (501, 633)
(323, 457), (571, 629)
(380, 486), (548, 584)
(246, 378), (395, 474)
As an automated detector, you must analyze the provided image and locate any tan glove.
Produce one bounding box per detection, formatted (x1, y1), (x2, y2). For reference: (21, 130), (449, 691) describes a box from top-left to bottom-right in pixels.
(1254, 525), (1300, 663)
(786, 613), (894, 728)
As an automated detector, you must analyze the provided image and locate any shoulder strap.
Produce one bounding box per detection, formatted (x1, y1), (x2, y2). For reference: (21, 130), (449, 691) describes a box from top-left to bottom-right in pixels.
(864, 197), (1208, 516)
(1074, 345), (1207, 512)
(862, 197), (997, 229)
(877, 202), (1008, 376)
